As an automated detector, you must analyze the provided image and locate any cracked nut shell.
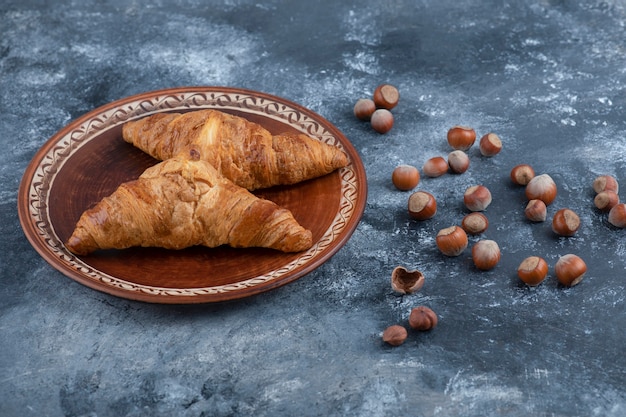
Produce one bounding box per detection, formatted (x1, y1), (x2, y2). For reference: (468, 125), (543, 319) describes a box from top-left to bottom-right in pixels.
(391, 266), (425, 294)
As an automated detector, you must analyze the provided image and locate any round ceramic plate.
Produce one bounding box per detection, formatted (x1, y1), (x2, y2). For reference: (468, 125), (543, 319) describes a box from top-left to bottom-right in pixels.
(18, 87), (367, 304)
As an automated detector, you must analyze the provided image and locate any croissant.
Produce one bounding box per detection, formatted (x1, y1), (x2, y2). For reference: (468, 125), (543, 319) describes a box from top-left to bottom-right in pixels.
(121, 109), (349, 190)
(65, 152), (313, 255)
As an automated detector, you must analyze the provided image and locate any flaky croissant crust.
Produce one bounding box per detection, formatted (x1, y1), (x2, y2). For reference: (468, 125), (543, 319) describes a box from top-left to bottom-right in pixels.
(122, 109), (349, 190)
(65, 156), (313, 255)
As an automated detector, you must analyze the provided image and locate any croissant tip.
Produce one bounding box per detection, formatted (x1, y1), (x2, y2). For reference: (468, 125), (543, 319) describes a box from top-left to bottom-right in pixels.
(334, 151), (349, 169)
(65, 230), (98, 256)
(65, 241), (89, 256)
(281, 230), (313, 252)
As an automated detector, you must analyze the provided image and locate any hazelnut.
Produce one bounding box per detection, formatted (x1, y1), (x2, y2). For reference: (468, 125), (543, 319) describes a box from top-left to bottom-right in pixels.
(592, 175), (619, 194)
(370, 109), (394, 134)
(373, 84), (400, 110)
(510, 164), (535, 186)
(408, 191), (437, 220)
(461, 212), (489, 235)
(555, 254), (587, 287)
(436, 225), (468, 257)
(608, 203), (626, 228)
(552, 208), (580, 237)
(382, 325), (408, 346)
(525, 174), (557, 205)
(447, 126), (476, 150)
(353, 98), (376, 121)
(422, 156), (449, 178)
(390, 266), (425, 295)
(408, 306), (438, 331)
(594, 191), (619, 212)
(463, 185), (492, 212)
(448, 150), (470, 174)
(479, 133), (502, 157)
(524, 199), (547, 222)
(517, 256), (549, 286)
(471, 240), (501, 271)
(392, 164), (420, 191)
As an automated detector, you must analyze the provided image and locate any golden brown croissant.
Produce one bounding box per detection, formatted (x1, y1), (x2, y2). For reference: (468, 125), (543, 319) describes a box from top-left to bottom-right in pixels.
(65, 152), (313, 255)
(121, 109), (349, 190)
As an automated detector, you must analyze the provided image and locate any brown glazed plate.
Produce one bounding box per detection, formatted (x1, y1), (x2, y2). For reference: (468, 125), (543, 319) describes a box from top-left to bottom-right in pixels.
(18, 86), (367, 304)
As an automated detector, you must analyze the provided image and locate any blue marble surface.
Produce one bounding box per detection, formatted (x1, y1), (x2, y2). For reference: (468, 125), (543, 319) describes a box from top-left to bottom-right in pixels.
(2, 1), (625, 416)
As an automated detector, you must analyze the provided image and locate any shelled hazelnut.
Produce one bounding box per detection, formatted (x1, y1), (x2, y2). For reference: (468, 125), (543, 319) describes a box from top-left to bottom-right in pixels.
(524, 199), (547, 222)
(517, 256), (549, 286)
(555, 254), (587, 287)
(525, 174), (557, 205)
(552, 208), (580, 237)
(370, 109), (394, 134)
(592, 175), (619, 194)
(382, 325), (408, 346)
(479, 133), (502, 157)
(422, 156), (449, 178)
(408, 191), (437, 220)
(373, 84), (400, 110)
(608, 203), (626, 228)
(392, 164), (420, 191)
(447, 126), (476, 150)
(408, 306), (438, 331)
(390, 266), (425, 295)
(448, 150), (470, 174)
(436, 226), (468, 257)
(461, 212), (489, 235)
(594, 191), (619, 212)
(463, 185), (492, 212)
(510, 164), (535, 186)
(471, 240), (501, 271)
(353, 98), (376, 121)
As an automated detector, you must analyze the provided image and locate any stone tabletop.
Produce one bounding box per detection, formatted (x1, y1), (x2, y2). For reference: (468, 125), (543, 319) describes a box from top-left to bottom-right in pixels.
(2, 1), (625, 416)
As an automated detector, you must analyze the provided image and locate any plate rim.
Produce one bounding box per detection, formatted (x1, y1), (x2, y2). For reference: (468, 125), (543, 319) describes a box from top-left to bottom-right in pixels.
(17, 86), (367, 304)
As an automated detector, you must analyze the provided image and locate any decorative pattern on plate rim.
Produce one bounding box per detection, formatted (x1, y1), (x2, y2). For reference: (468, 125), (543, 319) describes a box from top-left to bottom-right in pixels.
(25, 90), (360, 298)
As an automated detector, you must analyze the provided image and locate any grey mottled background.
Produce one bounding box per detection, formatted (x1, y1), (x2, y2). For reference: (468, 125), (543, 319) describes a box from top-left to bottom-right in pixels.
(2, 1), (625, 416)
